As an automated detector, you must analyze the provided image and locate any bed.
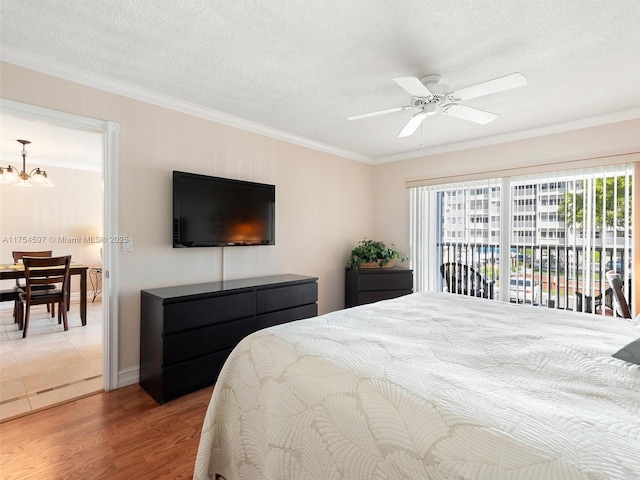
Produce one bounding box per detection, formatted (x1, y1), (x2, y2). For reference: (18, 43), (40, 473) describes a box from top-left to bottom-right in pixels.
(194, 291), (640, 480)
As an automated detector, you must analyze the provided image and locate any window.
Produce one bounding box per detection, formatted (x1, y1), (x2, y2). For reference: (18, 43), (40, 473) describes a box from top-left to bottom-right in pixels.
(410, 164), (634, 314)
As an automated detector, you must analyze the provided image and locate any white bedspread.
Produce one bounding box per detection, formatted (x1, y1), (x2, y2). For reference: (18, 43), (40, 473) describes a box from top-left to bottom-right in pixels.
(194, 292), (640, 480)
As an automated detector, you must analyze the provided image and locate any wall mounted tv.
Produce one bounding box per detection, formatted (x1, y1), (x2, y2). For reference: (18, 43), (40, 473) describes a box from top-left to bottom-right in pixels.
(173, 171), (275, 247)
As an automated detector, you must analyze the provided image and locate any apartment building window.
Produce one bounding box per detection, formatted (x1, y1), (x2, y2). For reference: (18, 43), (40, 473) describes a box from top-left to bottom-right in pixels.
(409, 164), (634, 315)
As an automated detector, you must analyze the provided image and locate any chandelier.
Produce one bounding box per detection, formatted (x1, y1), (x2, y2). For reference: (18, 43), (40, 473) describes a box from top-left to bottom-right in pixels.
(0, 139), (53, 187)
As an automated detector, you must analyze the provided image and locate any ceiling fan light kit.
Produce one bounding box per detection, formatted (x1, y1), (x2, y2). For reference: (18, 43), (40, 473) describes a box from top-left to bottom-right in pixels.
(348, 72), (527, 139)
(398, 105), (436, 138)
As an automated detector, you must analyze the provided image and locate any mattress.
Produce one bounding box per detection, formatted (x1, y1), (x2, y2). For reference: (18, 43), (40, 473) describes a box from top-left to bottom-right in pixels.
(194, 291), (640, 480)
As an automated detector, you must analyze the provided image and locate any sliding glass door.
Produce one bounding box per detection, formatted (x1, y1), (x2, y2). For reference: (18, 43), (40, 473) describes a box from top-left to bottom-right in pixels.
(410, 164), (634, 315)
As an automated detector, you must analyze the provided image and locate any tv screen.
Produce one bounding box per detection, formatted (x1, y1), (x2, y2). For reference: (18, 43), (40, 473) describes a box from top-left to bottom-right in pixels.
(173, 171), (275, 247)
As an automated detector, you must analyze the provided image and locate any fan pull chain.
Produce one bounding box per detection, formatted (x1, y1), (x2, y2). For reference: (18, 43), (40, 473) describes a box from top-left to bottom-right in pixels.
(420, 118), (425, 147)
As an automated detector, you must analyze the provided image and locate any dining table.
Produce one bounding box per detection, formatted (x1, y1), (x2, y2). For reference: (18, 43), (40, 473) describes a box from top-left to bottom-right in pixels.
(0, 263), (88, 326)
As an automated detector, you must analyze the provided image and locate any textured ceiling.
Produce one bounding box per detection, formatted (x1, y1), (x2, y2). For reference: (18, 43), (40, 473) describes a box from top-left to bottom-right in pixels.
(1, 1), (639, 164)
(0, 113), (102, 171)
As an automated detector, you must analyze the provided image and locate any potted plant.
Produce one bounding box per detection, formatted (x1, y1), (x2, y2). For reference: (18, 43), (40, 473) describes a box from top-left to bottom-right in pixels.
(346, 238), (409, 269)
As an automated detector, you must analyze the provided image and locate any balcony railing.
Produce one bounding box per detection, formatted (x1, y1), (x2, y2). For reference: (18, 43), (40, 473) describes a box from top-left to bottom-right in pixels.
(437, 242), (632, 313)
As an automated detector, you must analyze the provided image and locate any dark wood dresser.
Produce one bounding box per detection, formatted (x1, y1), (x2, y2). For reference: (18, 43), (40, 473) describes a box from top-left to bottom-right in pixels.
(345, 267), (413, 308)
(140, 274), (318, 404)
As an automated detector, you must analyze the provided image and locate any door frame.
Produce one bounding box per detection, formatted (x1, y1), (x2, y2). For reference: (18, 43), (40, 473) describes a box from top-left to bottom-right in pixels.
(0, 98), (119, 390)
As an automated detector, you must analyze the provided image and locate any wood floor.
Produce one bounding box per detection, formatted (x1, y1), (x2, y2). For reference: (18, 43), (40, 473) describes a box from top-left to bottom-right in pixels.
(0, 384), (214, 479)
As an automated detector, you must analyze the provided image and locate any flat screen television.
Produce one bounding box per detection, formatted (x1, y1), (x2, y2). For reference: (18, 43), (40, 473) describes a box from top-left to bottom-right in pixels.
(173, 171), (275, 247)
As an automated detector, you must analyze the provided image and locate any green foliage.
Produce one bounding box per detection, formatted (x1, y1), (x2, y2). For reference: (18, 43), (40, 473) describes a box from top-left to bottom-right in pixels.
(558, 177), (632, 231)
(480, 263), (499, 281)
(346, 238), (409, 269)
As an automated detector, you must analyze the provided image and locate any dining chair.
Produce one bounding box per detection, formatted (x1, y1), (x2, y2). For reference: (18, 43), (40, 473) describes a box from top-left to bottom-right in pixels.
(606, 270), (632, 319)
(12, 250), (56, 318)
(16, 255), (71, 338)
(0, 288), (21, 316)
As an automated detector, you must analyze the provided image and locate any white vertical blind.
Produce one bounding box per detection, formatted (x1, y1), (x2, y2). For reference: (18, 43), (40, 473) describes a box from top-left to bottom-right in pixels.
(411, 177), (502, 300)
(410, 187), (439, 292)
(409, 163), (634, 315)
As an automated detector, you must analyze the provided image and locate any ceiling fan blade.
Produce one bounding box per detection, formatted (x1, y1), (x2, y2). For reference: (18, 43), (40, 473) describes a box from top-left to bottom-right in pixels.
(393, 77), (433, 97)
(451, 72), (527, 101)
(398, 110), (429, 137)
(347, 106), (411, 121)
(443, 104), (497, 124)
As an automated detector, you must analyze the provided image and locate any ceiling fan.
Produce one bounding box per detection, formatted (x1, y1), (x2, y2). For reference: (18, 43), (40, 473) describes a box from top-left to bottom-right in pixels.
(348, 72), (527, 137)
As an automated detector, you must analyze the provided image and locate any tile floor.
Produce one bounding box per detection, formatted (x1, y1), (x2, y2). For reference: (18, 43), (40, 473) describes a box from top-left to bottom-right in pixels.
(0, 297), (103, 422)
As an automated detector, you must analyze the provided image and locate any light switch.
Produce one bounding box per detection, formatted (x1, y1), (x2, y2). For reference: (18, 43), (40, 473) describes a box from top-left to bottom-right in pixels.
(123, 237), (133, 252)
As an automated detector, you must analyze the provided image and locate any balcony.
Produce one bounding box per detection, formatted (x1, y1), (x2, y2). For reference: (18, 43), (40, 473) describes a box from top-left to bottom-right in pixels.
(437, 242), (632, 312)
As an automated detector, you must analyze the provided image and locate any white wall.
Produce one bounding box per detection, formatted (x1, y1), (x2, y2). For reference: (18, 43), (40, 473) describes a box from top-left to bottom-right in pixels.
(0, 164), (103, 295)
(4, 60), (638, 382)
(372, 119), (640, 313)
(0, 62), (375, 376)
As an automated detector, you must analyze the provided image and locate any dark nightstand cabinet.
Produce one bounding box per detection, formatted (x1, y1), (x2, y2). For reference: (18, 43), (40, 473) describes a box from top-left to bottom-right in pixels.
(345, 267), (413, 307)
(140, 274), (318, 404)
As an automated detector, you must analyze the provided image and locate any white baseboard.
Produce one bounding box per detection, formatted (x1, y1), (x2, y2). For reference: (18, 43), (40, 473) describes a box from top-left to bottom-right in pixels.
(117, 366), (139, 389)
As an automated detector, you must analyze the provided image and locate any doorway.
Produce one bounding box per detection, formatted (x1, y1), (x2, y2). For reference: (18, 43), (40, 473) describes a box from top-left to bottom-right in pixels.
(0, 99), (118, 421)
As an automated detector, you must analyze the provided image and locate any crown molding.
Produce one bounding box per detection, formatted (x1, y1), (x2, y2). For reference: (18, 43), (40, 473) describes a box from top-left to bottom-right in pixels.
(0, 46), (373, 164)
(373, 108), (640, 164)
(3, 46), (638, 167)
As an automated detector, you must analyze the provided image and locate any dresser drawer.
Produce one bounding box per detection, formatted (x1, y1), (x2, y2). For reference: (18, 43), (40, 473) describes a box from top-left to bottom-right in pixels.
(163, 316), (255, 365)
(358, 272), (413, 291)
(162, 348), (232, 402)
(257, 303), (318, 330)
(163, 291), (255, 334)
(357, 289), (413, 305)
(257, 281), (317, 314)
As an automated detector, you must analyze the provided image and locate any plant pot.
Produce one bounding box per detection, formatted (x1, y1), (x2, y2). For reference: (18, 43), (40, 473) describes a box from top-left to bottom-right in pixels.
(359, 260), (395, 269)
